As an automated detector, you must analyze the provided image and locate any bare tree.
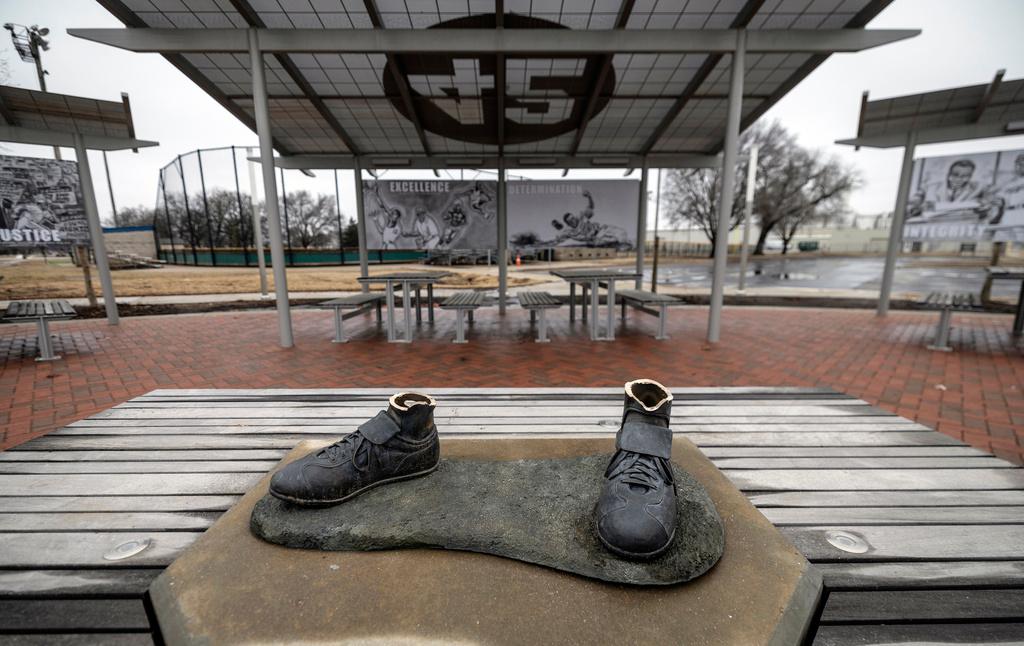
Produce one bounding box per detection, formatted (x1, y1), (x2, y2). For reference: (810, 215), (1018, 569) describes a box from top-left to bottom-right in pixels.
(284, 190), (336, 248)
(661, 167), (745, 257)
(660, 121), (795, 256)
(660, 120), (858, 256)
(110, 205), (156, 227)
(759, 150), (859, 255)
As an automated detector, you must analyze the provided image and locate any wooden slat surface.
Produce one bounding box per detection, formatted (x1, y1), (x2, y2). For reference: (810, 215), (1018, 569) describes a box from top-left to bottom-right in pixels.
(0, 387), (1020, 645)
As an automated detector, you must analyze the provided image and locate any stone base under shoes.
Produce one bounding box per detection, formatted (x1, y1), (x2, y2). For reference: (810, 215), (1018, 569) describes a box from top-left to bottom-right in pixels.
(150, 437), (821, 646)
(252, 454), (723, 585)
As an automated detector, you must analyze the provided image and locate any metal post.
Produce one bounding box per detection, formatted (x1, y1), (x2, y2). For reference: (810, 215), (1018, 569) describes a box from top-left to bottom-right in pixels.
(738, 144), (758, 292)
(249, 28), (293, 348)
(878, 129), (917, 317)
(159, 174), (177, 265)
(279, 167), (293, 266)
(72, 134), (118, 325)
(497, 159), (508, 314)
(353, 158), (369, 292)
(334, 169), (344, 265)
(246, 147), (269, 297)
(102, 151), (118, 226)
(35, 318), (57, 361)
(28, 36), (61, 160)
(231, 146), (250, 267)
(651, 167), (662, 292)
(196, 149), (217, 266)
(332, 307), (346, 343)
(635, 164), (649, 289)
(927, 308), (953, 352)
(707, 29), (745, 344)
(178, 155), (199, 265)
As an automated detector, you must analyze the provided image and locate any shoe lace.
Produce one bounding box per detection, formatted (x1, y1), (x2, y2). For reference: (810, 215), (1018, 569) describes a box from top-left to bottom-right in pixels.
(609, 452), (671, 492)
(317, 432), (372, 471)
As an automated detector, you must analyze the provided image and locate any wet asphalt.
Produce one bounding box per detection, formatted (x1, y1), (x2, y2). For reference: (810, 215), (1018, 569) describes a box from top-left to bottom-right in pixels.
(645, 255), (1023, 300)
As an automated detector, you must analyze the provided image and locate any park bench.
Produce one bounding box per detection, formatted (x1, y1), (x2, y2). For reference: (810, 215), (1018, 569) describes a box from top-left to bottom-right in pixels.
(2, 299), (76, 361)
(517, 291), (562, 343)
(615, 289), (683, 340)
(319, 294), (384, 343)
(919, 291), (983, 352)
(440, 291), (485, 344)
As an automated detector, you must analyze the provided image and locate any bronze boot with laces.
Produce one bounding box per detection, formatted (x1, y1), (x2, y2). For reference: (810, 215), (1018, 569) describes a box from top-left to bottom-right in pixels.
(269, 392), (440, 507)
(596, 379), (677, 559)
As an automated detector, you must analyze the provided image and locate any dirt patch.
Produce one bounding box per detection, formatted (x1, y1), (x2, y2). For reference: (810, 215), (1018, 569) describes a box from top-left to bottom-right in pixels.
(0, 258), (541, 300)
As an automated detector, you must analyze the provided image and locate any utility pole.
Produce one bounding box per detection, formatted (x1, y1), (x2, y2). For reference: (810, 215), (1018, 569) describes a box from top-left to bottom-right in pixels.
(4, 23), (59, 159)
(651, 168), (663, 292)
(738, 144), (758, 292)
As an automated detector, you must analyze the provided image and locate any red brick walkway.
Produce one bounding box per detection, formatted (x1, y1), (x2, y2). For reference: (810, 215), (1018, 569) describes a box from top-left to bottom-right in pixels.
(2, 306), (1022, 463)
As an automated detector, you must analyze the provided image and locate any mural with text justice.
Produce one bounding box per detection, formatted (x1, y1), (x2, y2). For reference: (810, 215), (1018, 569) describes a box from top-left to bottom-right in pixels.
(904, 148), (1024, 243)
(0, 155), (89, 248)
(362, 178), (639, 251)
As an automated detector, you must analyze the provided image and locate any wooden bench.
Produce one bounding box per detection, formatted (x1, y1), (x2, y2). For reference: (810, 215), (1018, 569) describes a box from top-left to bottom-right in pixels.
(2, 299), (76, 361)
(615, 289), (683, 340)
(440, 291), (485, 344)
(919, 291), (983, 352)
(517, 291), (562, 343)
(319, 294), (384, 343)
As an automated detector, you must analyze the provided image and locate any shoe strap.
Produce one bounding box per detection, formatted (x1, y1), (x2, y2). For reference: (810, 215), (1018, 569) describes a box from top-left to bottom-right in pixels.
(616, 421), (672, 460)
(358, 410), (402, 445)
(621, 399), (671, 426)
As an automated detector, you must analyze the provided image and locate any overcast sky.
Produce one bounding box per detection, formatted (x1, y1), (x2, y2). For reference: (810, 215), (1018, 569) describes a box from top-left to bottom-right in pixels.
(1, 0), (1023, 225)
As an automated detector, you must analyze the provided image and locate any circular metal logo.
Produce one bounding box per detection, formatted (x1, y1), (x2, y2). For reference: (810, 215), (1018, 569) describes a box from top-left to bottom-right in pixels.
(825, 530), (870, 554)
(383, 13), (615, 146)
(103, 538), (152, 561)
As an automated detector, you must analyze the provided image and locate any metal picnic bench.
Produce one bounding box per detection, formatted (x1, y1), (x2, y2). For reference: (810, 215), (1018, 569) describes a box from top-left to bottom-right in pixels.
(918, 291), (984, 352)
(0, 387), (1022, 644)
(2, 299), (77, 361)
(440, 290), (486, 344)
(615, 288), (684, 340)
(517, 291), (562, 343)
(318, 293), (384, 343)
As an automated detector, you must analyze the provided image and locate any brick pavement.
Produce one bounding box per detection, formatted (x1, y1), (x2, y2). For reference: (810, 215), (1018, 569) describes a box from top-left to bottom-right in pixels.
(1, 305), (1022, 463)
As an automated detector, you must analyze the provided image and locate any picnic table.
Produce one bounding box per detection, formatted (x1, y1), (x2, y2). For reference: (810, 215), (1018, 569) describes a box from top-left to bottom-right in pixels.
(1, 299), (76, 361)
(1, 387), (1022, 643)
(550, 267), (641, 340)
(987, 267), (1024, 336)
(356, 271), (450, 343)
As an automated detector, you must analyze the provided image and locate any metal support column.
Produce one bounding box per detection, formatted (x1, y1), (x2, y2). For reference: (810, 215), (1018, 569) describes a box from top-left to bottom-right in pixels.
(497, 159), (508, 314)
(248, 28), (293, 347)
(246, 147), (269, 297)
(707, 28), (745, 344)
(72, 134), (119, 325)
(635, 164), (648, 289)
(738, 144), (758, 292)
(353, 158), (369, 293)
(102, 151), (118, 226)
(878, 130), (917, 317)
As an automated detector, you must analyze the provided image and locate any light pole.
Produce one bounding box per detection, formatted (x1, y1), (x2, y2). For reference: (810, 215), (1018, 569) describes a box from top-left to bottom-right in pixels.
(4, 23), (60, 160)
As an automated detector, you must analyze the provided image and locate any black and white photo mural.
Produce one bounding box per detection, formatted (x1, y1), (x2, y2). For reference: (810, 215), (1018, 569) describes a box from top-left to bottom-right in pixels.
(905, 148), (1024, 243)
(0, 155), (89, 248)
(507, 180), (639, 251)
(362, 179), (497, 250)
